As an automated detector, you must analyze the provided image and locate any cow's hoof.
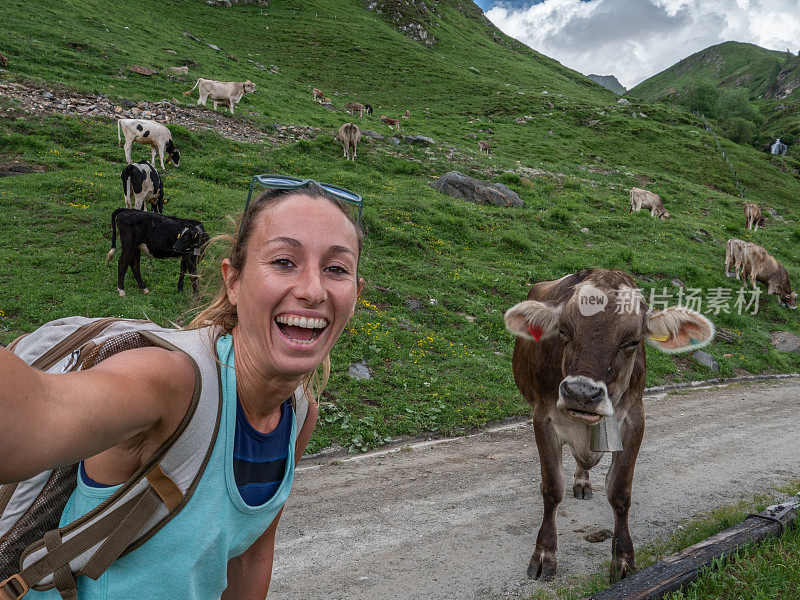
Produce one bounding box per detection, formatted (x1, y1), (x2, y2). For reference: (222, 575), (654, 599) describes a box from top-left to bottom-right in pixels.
(143, 288), (150, 294)
(573, 482), (592, 500)
(609, 557), (637, 583)
(118, 289), (126, 297)
(528, 551), (557, 581)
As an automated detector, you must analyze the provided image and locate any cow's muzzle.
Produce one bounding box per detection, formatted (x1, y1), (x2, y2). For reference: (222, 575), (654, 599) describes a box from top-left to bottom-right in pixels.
(557, 376), (613, 422)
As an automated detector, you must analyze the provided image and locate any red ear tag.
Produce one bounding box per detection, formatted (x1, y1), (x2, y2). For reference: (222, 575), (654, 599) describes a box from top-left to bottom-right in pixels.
(528, 323), (543, 342)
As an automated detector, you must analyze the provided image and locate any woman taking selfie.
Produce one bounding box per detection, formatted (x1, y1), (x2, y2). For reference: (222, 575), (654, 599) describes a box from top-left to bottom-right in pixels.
(0, 177), (364, 599)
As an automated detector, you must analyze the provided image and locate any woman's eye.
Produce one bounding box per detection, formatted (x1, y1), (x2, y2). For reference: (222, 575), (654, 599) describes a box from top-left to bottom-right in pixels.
(326, 265), (350, 276)
(272, 259), (295, 269)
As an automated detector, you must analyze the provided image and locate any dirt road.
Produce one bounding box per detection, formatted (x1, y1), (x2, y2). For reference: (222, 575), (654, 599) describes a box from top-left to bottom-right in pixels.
(271, 381), (800, 600)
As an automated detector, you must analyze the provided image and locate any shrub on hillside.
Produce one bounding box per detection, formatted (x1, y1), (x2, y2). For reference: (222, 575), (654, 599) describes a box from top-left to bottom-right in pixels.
(721, 117), (757, 144)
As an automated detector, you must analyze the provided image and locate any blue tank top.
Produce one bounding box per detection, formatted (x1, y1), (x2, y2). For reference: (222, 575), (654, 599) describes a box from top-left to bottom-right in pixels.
(27, 334), (297, 600)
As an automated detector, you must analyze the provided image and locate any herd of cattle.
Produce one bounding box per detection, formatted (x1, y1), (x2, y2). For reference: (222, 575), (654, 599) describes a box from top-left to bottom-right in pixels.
(14, 62), (794, 587)
(628, 188), (796, 308)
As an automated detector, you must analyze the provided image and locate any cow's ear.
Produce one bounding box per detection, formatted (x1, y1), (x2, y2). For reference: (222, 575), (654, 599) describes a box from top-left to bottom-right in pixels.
(646, 307), (715, 354)
(504, 300), (561, 342)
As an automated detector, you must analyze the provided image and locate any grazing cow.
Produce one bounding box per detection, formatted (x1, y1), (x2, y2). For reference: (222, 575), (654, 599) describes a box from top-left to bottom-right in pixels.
(364, 104), (374, 116)
(742, 242), (797, 308)
(335, 123), (361, 161)
(403, 109), (410, 119)
(725, 238), (750, 280)
(743, 202), (765, 230)
(629, 187), (669, 220)
(121, 161), (165, 213)
(183, 77), (255, 114)
(117, 119), (181, 170)
(106, 208), (208, 297)
(478, 140), (492, 155)
(312, 88), (325, 103)
(380, 115), (400, 131)
(345, 102), (365, 118)
(505, 269), (714, 582)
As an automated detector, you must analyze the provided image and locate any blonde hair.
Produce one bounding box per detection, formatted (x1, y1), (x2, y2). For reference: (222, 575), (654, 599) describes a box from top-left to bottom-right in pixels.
(187, 183), (363, 400)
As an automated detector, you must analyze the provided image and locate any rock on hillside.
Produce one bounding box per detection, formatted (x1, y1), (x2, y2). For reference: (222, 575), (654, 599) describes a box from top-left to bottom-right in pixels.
(587, 74), (626, 95)
(432, 171), (523, 207)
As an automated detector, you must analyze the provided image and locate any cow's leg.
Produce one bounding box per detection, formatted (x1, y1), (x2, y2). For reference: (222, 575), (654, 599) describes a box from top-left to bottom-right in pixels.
(605, 403), (644, 583)
(229, 102), (235, 115)
(529, 413), (564, 581)
(353, 142), (357, 161)
(178, 255), (189, 292)
(124, 139), (134, 164)
(572, 466), (592, 499)
(188, 255), (200, 295)
(117, 252), (129, 297)
(130, 251), (149, 294)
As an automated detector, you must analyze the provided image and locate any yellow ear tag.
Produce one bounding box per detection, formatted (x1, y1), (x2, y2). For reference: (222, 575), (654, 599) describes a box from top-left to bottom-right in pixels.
(649, 333), (670, 342)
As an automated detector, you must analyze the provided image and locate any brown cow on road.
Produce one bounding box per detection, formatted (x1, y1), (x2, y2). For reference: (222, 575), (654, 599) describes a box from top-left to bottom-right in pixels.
(505, 269), (714, 582)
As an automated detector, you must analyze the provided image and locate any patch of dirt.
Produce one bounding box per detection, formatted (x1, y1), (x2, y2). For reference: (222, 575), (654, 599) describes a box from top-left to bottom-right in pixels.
(0, 79), (324, 146)
(273, 380), (800, 599)
(0, 158), (47, 178)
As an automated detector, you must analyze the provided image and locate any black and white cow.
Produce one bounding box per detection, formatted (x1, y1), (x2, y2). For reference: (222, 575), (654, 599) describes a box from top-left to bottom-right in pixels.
(117, 119), (181, 170)
(106, 208), (208, 297)
(121, 161), (165, 213)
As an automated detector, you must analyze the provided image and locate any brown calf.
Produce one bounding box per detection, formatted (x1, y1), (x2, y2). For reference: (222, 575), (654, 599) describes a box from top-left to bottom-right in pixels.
(478, 140), (491, 155)
(335, 122), (361, 161)
(725, 238), (749, 280)
(629, 187), (669, 219)
(345, 102), (365, 118)
(312, 88), (325, 103)
(742, 243), (797, 308)
(380, 115), (400, 131)
(743, 202), (765, 230)
(505, 269), (714, 582)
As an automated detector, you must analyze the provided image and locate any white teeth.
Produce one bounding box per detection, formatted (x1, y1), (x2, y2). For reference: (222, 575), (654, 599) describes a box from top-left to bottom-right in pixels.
(276, 315), (329, 329)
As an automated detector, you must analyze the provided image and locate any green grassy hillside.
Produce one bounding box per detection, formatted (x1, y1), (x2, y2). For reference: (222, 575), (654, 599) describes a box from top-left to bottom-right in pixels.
(628, 41), (800, 148)
(1, 1), (799, 454)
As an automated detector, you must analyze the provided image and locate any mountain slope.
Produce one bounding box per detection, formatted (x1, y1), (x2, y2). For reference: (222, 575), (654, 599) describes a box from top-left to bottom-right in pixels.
(628, 41), (800, 145)
(1, 1), (800, 455)
(588, 74), (626, 95)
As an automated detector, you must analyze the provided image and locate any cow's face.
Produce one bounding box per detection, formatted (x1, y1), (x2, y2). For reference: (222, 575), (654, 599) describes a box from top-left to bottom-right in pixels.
(779, 289), (797, 309)
(659, 211), (670, 220)
(169, 148), (181, 168)
(173, 226), (207, 254)
(505, 284), (714, 422)
(244, 80), (256, 93)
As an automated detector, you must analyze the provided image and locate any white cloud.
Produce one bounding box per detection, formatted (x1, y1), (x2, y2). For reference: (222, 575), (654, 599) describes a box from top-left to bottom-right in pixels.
(484, 0), (800, 89)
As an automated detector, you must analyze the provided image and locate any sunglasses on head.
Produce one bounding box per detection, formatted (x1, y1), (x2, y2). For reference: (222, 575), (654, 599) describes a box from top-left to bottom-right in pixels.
(243, 174), (364, 227)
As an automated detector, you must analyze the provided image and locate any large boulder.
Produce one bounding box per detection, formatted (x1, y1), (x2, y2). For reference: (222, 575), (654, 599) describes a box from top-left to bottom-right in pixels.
(432, 171), (523, 208)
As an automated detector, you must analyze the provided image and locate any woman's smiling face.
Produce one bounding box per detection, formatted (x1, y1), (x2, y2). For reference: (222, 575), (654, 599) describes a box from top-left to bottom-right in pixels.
(224, 193), (362, 378)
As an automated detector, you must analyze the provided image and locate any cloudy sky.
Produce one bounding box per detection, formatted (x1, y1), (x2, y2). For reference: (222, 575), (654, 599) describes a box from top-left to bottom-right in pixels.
(474, 0), (800, 89)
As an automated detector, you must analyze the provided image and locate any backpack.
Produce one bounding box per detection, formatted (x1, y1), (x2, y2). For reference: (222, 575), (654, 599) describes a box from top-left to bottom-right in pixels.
(0, 316), (309, 600)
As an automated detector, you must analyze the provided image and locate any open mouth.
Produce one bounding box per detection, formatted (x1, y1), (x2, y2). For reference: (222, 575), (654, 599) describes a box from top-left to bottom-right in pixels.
(275, 315), (329, 345)
(567, 409), (603, 424)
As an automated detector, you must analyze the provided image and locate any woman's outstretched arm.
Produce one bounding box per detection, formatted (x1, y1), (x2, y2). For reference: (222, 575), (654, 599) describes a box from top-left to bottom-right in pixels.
(0, 345), (195, 483)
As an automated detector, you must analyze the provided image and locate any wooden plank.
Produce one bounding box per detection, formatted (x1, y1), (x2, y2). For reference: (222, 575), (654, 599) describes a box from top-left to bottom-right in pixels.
(584, 496), (799, 600)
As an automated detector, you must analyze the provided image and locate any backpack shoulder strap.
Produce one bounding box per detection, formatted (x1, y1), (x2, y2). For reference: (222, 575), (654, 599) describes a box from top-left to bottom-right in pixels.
(2, 327), (222, 598)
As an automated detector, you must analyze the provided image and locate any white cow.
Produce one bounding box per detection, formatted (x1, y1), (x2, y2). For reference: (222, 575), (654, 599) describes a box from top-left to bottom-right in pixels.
(117, 119), (180, 170)
(183, 78), (255, 114)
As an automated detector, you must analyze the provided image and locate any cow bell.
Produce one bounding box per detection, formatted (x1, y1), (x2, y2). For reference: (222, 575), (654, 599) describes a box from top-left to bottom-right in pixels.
(590, 416), (623, 452)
